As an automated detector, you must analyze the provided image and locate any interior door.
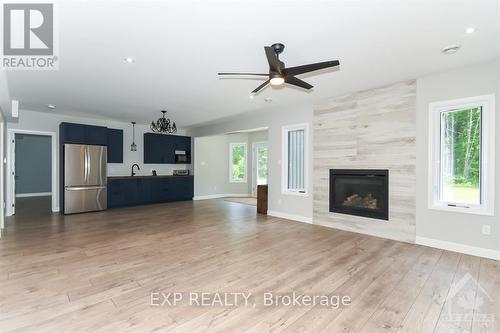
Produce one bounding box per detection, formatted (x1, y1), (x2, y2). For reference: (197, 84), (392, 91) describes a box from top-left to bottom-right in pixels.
(252, 143), (268, 196)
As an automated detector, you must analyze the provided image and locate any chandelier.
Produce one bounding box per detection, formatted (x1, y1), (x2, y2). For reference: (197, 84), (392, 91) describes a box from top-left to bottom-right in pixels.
(150, 110), (177, 134)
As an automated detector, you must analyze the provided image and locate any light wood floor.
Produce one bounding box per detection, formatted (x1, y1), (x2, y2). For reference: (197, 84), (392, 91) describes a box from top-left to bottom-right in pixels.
(1, 199), (499, 333)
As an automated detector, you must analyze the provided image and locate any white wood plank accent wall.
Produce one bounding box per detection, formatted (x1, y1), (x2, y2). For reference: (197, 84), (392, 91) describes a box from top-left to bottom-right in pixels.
(313, 80), (417, 243)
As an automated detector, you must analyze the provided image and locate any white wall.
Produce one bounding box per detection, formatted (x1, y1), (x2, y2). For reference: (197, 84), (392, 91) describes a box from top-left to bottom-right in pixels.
(416, 60), (500, 253)
(0, 70), (10, 119)
(0, 111), (4, 231)
(7, 109), (187, 211)
(194, 133), (250, 197)
(189, 104), (313, 220)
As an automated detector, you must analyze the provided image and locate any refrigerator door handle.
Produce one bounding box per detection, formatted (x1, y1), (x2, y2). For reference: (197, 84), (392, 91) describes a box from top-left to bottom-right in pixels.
(83, 146), (87, 184)
(65, 186), (107, 191)
(85, 146), (89, 184)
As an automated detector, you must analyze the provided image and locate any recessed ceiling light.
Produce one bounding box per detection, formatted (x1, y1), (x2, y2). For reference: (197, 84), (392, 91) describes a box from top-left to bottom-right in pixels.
(47, 104), (56, 109)
(249, 94), (255, 99)
(465, 27), (476, 34)
(264, 97), (273, 102)
(441, 44), (461, 55)
(124, 57), (135, 63)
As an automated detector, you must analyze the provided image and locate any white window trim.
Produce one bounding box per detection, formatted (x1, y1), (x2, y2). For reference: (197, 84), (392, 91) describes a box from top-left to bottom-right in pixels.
(428, 94), (495, 216)
(229, 142), (247, 183)
(282, 123), (309, 197)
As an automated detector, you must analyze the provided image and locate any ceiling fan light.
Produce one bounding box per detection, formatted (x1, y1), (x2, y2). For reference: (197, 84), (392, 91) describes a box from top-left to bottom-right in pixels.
(270, 77), (285, 86)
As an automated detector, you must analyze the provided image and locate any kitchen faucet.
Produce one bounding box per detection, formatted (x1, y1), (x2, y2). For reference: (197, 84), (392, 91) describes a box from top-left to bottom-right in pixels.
(131, 164), (140, 176)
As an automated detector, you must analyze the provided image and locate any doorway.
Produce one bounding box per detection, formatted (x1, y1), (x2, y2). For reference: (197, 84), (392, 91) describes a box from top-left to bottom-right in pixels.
(7, 130), (57, 216)
(252, 142), (268, 197)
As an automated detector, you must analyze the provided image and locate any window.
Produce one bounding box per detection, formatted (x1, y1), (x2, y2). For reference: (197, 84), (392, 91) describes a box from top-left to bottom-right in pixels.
(282, 124), (308, 195)
(429, 95), (495, 215)
(229, 143), (247, 183)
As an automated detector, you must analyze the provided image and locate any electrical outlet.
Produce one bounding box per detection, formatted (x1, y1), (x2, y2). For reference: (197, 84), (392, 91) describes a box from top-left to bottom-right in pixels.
(482, 225), (491, 235)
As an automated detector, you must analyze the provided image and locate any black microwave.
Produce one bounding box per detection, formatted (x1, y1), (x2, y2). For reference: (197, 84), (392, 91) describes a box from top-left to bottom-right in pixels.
(175, 151), (190, 163)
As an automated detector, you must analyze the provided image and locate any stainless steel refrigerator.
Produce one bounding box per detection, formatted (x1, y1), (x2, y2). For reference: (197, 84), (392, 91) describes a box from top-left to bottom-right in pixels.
(64, 144), (107, 214)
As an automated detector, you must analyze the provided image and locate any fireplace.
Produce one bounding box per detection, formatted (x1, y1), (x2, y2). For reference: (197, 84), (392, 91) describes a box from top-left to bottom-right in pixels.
(329, 169), (389, 220)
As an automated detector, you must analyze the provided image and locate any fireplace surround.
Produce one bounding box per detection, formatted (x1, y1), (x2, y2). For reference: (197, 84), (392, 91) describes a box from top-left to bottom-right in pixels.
(329, 169), (389, 220)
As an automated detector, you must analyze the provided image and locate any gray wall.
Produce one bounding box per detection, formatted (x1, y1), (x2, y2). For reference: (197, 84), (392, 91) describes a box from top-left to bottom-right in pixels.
(15, 134), (51, 195)
(194, 133), (250, 197)
(416, 60), (500, 252)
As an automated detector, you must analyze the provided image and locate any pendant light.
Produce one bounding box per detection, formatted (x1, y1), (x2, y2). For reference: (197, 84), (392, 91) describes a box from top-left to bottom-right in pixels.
(131, 122), (137, 151)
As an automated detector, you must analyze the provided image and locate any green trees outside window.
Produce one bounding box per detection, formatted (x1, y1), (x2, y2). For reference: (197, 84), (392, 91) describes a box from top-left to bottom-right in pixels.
(441, 107), (481, 204)
(230, 144), (246, 182)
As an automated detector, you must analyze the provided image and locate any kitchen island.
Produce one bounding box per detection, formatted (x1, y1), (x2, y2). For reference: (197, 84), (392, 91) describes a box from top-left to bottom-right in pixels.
(107, 175), (193, 208)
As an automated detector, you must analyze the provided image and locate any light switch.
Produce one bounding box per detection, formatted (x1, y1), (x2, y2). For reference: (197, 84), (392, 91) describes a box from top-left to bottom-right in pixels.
(482, 225), (491, 235)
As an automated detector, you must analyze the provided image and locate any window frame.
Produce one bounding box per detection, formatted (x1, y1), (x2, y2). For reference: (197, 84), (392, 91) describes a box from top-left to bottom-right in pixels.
(282, 123), (309, 196)
(229, 142), (248, 183)
(428, 94), (495, 216)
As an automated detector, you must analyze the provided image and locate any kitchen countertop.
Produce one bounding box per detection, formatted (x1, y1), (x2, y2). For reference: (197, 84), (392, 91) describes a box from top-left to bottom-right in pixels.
(108, 175), (193, 180)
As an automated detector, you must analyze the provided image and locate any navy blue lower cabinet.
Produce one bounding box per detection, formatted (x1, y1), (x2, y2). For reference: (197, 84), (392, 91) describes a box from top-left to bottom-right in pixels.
(108, 179), (127, 208)
(107, 176), (193, 208)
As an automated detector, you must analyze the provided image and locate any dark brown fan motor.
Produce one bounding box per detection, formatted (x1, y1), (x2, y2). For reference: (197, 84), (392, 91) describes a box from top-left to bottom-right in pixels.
(218, 43), (340, 94)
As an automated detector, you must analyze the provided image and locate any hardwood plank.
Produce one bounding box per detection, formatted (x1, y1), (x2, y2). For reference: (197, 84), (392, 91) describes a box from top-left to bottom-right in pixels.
(471, 258), (500, 333)
(358, 246), (442, 332)
(435, 254), (481, 333)
(397, 251), (462, 332)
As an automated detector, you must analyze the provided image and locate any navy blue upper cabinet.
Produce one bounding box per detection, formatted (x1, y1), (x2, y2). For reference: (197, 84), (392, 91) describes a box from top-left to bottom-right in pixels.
(60, 123), (85, 143)
(144, 133), (167, 163)
(174, 136), (191, 151)
(60, 122), (107, 145)
(86, 125), (107, 145)
(107, 128), (123, 163)
(144, 133), (190, 164)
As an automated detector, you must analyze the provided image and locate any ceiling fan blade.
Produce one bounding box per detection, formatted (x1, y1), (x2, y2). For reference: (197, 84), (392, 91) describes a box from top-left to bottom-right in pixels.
(218, 72), (268, 76)
(264, 46), (282, 73)
(283, 60), (339, 76)
(285, 76), (313, 90)
(251, 80), (270, 94)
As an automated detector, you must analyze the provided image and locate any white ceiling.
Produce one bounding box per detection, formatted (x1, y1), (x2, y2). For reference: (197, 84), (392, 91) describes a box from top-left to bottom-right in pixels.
(5, 0), (500, 128)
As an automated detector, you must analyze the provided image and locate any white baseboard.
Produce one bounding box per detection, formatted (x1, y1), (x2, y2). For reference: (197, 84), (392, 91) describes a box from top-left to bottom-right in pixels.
(416, 236), (500, 261)
(15, 192), (51, 198)
(193, 193), (250, 201)
(267, 210), (313, 224)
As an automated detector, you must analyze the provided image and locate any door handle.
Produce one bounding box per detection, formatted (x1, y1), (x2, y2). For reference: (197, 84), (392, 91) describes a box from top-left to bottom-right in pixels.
(85, 147), (90, 184)
(83, 146), (87, 184)
(65, 186), (106, 191)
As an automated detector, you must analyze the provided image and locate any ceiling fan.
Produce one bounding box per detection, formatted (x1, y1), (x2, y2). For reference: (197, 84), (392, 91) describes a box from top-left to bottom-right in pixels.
(218, 43), (340, 94)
